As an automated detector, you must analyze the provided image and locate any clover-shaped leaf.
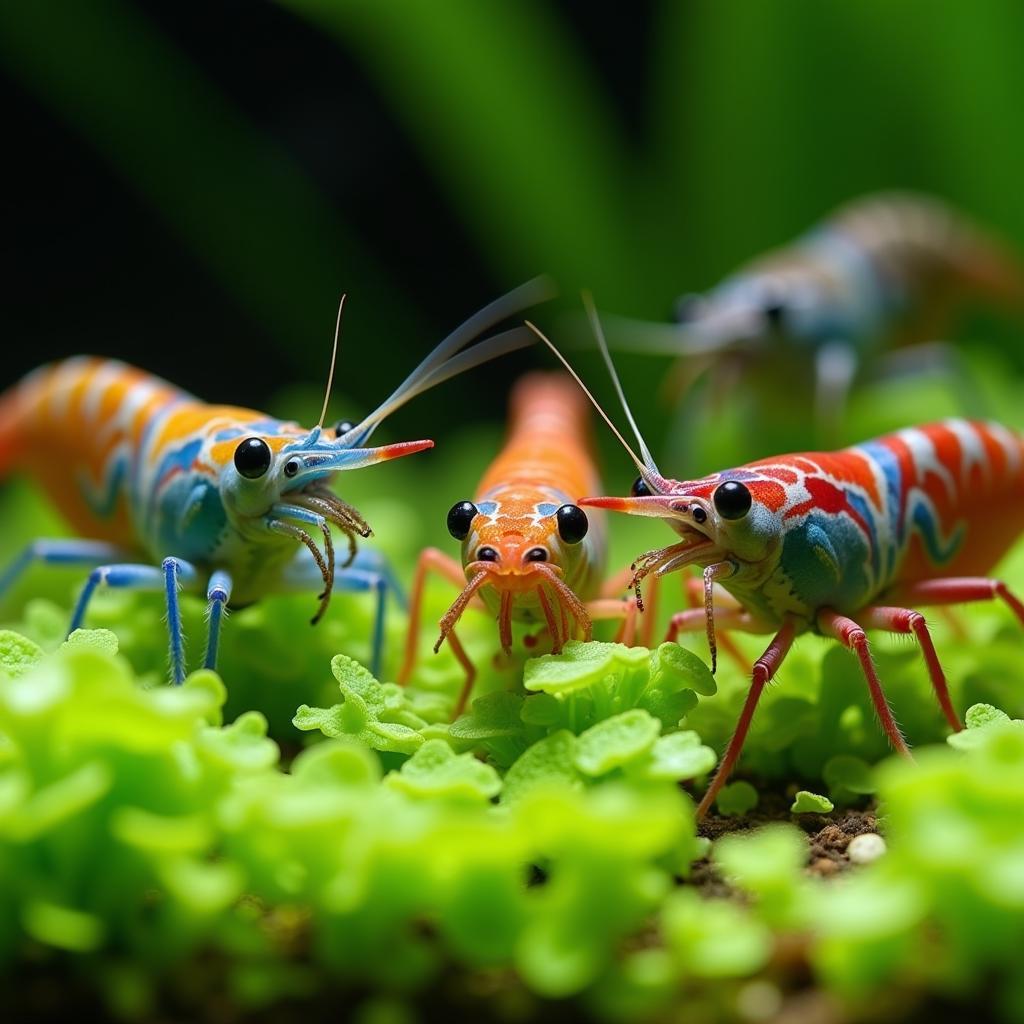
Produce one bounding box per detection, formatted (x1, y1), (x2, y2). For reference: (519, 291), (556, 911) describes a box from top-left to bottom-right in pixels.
(716, 781), (758, 817)
(199, 711), (279, 772)
(502, 730), (581, 804)
(634, 731), (717, 782)
(648, 643), (717, 697)
(823, 755), (876, 797)
(386, 739), (501, 801)
(449, 691), (525, 741)
(791, 791), (834, 814)
(292, 655), (425, 755)
(523, 640), (647, 696)
(947, 703), (1023, 751)
(574, 710), (661, 776)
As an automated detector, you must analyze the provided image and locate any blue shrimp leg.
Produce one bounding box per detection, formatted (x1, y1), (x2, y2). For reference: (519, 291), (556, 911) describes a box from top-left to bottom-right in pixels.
(69, 556), (200, 684)
(0, 539), (132, 597)
(275, 545), (398, 678)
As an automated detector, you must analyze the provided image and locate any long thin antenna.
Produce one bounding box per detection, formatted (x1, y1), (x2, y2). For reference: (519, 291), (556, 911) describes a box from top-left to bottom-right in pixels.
(581, 291), (658, 471)
(317, 294), (346, 429)
(524, 319), (650, 476)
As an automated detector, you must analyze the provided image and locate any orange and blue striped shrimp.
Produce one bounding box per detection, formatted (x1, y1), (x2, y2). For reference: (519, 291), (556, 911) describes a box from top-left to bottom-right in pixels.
(0, 281), (548, 682)
(609, 192), (1024, 435)
(539, 304), (1024, 818)
(398, 371), (645, 716)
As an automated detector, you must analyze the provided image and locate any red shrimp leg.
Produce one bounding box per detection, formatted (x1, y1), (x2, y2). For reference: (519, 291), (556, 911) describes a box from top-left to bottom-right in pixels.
(681, 575), (748, 672)
(888, 577), (1024, 625)
(857, 606), (962, 732)
(696, 619), (798, 820)
(397, 547), (478, 685)
(817, 609), (912, 758)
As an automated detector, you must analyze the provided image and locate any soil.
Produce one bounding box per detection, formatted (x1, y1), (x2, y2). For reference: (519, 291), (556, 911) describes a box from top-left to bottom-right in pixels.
(690, 791), (879, 896)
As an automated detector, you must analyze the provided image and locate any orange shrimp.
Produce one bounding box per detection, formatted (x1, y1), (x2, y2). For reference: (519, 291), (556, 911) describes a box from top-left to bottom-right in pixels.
(398, 372), (650, 715)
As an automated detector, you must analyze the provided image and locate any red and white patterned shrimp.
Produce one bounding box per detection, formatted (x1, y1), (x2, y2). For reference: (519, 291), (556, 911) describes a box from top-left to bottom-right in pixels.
(537, 301), (1024, 818)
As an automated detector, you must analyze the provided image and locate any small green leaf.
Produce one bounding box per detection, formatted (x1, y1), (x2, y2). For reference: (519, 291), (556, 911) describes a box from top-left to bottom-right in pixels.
(791, 791), (834, 814)
(523, 640), (646, 696)
(0, 630), (43, 678)
(386, 739), (501, 801)
(715, 824), (806, 889)
(716, 781), (758, 817)
(449, 691), (524, 740)
(824, 755), (877, 796)
(574, 710), (661, 776)
(62, 627), (119, 656)
(966, 703), (1009, 729)
(23, 900), (104, 952)
(502, 730), (581, 804)
(199, 711), (279, 772)
(636, 731), (716, 782)
(649, 643), (717, 696)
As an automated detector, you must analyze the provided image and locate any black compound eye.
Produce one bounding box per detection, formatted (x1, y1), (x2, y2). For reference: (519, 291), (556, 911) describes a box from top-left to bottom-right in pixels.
(233, 437), (272, 480)
(631, 476), (652, 498)
(476, 546), (499, 563)
(525, 547), (548, 562)
(446, 500), (478, 540)
(713, 480), (752, 520)
(333, 419), (355, 438)
(555, 504), (589, 544)
(762, 301), (786, 328)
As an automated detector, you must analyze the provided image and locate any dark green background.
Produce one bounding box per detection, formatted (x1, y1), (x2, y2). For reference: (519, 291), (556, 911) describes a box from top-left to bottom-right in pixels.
(3, 1), (1023, 474)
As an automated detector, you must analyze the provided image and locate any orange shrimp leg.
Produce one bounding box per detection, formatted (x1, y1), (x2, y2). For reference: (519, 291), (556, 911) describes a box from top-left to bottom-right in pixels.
(69, 556), (200, 685)
(398, 547), (482, 687)
(599, 566), (660, 647)
(818, 609), (913, 759)
(586, 596), (639, 645)
(696, 619), (798, 820)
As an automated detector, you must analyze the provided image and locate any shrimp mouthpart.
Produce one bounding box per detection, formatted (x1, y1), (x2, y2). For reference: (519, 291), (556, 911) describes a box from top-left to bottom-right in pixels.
(433, 561), (592, 658)
(270, 486), (374, 625)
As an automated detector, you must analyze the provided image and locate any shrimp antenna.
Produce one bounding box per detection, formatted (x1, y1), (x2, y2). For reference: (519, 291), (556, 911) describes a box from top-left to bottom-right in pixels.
(317, 293), (346, 430)
(581, 291), (660, 472)
(524, 319), (657, 478)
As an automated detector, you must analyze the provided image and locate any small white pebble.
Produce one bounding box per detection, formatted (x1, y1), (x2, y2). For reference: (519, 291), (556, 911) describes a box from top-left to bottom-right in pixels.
(735, 980), (783, 1021)
(847, 832), (887, 864)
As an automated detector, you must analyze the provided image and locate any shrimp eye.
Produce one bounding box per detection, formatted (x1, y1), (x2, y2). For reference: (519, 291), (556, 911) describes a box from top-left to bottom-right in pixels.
(234, 437), (272, 479)
(477, 546), (499, 562)
(713, 480), (752, 520)
(555, 504), (589, 544)
(631, 476), (652, 498)
(762, 301), (786, 328)
(525, 547), (548, 562)
(446, 500), (478, 540)
(333, 419), (355, 439)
